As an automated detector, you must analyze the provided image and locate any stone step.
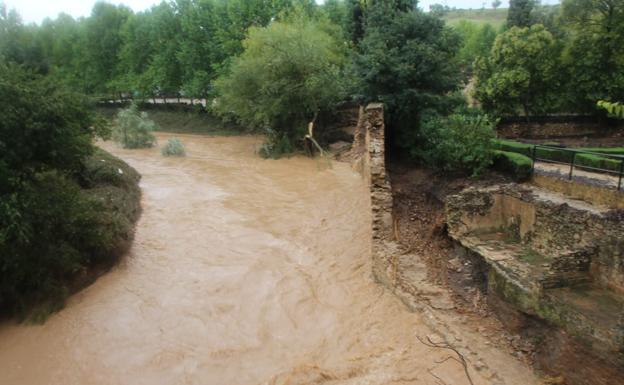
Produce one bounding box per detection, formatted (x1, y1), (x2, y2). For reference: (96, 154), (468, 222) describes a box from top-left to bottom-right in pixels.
(458, 235), (593, 296)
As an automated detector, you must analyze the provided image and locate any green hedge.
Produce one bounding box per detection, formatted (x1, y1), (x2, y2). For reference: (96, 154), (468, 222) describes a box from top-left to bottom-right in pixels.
(491, 139), (533, 157)
(492, 139), (623, 171)
(577, 147), (624, 155)
(576, 153), (623, 173)
(492, 150), (533, 181)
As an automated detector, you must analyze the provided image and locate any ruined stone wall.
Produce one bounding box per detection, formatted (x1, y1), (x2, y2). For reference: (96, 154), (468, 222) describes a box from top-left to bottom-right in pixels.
(446, 184), (624, 292)
(351, 103), (398, 287)
(532, 173), (624, 209)
(447, 184), (624, 385)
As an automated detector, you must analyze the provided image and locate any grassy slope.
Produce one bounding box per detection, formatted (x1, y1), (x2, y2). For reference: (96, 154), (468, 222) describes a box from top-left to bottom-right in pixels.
(443, 8), (508, 28)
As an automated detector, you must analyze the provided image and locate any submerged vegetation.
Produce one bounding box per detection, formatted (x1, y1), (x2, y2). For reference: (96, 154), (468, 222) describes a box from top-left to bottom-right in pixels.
(112, 103), (157, 149)
(161, 138), (186, 157)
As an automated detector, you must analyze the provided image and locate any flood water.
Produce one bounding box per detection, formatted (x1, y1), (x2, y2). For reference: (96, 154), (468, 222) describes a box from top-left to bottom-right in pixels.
(0, 134), (534, 385)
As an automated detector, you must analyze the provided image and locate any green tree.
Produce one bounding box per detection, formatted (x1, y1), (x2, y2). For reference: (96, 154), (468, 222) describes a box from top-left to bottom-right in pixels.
(37, 14), (85, 88)
(507, 0), (535, 28)
(353, 3), (462, 148)
(429, 4), (451, 17)
(455, 21), (497, 70)
(83, 2), (132, 96)
(474, 24), (560, 118)
(0, 64), (104, 189)
(214, 19), (350, 153)
(321, 0), (348, 35)
(118, 11), (155, 98)
(145, 2), (183, 99)
(176, 0), (218, 100)
(0, 5), (47, 73)
(561, 0), (624, 111)
(345, 0), (365, 44)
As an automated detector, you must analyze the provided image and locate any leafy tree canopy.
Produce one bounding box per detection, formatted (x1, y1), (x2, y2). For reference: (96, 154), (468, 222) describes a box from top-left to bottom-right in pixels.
(353, 2), (462, 148)
(214, 17), (350, 144)
(474, 24), (560, 118)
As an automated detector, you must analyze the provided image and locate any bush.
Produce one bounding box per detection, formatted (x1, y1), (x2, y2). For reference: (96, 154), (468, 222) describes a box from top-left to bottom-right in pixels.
(112, 103), (157, 149)
(0, 152), (140, 320)
(161, 138), (186, 157)
(258, 129), (296, 159)
(0, 66), (141, 319)
(492, 150), (533, 181)
(416, 112), (496, 176)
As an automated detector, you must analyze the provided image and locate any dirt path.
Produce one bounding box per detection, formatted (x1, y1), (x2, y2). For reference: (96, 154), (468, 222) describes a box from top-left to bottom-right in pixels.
(535, 161), (622, 190)
(0, 134), (537, 385)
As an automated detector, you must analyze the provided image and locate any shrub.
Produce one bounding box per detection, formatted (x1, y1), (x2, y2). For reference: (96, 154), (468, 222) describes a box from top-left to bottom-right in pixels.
(492, 150), (533, 181)
(161, 138), (186, 157)
(112, 103), (157, 149)
(258, 129), (296, 159)
(0, 150), (140, 320)
(416, 112), (496, 176)
(0, 66), (141, 319)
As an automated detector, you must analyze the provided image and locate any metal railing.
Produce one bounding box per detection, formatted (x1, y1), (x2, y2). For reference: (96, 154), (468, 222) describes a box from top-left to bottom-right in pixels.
(530, 145), (624, 191)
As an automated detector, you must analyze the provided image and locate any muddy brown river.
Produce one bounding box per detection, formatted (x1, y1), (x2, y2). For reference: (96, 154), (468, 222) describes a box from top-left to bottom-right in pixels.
(0, 134), (536, 385)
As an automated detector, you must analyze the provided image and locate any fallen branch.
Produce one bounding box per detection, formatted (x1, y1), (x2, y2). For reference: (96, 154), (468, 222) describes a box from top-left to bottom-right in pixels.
(417, 335), (475, 385)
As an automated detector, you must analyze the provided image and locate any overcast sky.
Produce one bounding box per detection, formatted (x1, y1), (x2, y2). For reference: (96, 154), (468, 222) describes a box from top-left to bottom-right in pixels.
(5, 0), (560, 25)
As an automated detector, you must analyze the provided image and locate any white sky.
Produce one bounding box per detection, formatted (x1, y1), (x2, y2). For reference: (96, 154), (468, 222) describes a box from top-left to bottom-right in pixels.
(5, 0), (560, 25)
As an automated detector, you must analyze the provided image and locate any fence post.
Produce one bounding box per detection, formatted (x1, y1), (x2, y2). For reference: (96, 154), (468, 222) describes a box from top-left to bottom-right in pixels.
(569, 152), (576, 180)
(531, 145), (537, 174)
(618, 159), (624, 191)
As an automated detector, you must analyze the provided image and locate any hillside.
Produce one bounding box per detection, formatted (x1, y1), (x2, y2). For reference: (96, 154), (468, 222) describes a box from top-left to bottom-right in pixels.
(443, 8), (508, 28)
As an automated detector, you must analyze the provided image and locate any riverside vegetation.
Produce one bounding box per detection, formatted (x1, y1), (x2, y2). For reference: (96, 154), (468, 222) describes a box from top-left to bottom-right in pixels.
(0, 65), (141, 320)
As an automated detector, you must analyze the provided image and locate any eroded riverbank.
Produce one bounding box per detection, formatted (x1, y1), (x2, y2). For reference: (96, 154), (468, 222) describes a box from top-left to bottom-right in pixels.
(0, 133), (536, 385)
